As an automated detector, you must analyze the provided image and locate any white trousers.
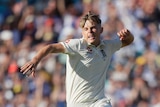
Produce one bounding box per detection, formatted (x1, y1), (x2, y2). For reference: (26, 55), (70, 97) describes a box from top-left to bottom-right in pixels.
(67, 98), (112, 107)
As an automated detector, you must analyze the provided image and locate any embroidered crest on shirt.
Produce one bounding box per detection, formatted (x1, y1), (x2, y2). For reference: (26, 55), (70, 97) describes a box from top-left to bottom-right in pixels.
(87, 46), (92, 54)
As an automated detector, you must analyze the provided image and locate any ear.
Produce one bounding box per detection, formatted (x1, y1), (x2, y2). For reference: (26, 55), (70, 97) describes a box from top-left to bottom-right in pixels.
(81, 29), (85, 38)
(100, 27), (103, 33)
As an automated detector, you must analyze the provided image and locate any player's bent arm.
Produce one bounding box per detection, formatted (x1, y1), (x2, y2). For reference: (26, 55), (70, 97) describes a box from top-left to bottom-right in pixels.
(32, 43), (65, 65)
(20, 43), (65, 75)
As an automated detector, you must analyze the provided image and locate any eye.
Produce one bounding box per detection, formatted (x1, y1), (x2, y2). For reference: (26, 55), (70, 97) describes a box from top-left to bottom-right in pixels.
(92, 27), (97, 31)
(83, 27), (88, 31)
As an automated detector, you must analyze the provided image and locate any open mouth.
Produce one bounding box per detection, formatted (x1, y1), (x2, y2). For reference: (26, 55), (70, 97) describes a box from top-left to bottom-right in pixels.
(88, 34), (96, 40)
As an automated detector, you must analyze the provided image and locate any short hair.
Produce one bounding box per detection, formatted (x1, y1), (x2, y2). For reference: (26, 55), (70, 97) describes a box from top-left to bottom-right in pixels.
(79, 11), (101, 28)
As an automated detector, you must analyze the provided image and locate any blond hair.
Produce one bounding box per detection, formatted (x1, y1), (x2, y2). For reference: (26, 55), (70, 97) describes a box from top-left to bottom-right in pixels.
(79, 11), (101, 28)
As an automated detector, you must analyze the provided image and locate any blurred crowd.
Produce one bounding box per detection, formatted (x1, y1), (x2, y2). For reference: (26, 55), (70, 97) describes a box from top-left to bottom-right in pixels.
(0, 0), (160, 107)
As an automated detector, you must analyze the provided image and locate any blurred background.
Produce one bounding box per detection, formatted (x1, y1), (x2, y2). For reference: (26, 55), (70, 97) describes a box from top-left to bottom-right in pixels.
(0, 0), (160, 107)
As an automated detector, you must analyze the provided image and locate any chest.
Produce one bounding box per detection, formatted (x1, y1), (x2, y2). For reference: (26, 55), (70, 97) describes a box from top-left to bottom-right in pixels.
(78, 46), (111, 67)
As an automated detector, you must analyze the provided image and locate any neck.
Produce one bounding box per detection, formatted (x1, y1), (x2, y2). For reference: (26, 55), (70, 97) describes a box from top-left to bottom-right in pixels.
(82, 38), (101, 47)
(88, 41), (101, 47)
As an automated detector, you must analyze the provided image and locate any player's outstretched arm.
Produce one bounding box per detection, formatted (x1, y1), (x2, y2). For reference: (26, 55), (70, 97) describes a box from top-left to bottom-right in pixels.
(117, 28), (134, 47)
(20, 43), (65, 77)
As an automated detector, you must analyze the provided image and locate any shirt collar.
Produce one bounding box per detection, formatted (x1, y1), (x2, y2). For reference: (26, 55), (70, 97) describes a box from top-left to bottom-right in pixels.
(81, 38), (105, 48)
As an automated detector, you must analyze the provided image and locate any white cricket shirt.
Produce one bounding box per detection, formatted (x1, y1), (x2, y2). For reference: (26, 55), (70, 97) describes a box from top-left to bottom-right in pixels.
(61, 38), (121, 106)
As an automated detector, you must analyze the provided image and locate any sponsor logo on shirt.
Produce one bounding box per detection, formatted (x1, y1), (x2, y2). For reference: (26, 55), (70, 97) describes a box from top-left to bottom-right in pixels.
(65, 39), (70, 43)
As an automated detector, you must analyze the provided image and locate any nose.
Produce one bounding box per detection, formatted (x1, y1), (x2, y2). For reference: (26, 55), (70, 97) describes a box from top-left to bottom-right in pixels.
(88, 28), (93, 33)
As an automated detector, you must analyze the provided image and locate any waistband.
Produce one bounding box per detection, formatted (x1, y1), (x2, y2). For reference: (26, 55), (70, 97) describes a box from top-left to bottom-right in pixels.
(67, 103), (90, 107)
(67, 98), (112, 107)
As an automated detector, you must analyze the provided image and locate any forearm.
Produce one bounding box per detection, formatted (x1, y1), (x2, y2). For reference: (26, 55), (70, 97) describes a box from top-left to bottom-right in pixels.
(20, 43), (64, 76)
(121, 34), (134, 47)
(32, 43), (65, 65)
(32, 45), (53, 65)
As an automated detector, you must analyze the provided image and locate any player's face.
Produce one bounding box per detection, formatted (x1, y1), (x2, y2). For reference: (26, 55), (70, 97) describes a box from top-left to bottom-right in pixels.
(82, 20), (103, 46)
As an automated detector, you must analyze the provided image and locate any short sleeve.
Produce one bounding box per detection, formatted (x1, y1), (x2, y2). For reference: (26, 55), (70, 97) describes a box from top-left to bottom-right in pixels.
(103, 39), (122, 54)
(60, 39), (80, 55)
(111, 39), (122, 51)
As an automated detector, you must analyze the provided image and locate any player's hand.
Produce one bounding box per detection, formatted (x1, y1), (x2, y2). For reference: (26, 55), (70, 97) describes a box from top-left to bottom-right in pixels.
(117, 28), (132, 41)
(20, 61), (36, 77)
(117, 28), (134, 47)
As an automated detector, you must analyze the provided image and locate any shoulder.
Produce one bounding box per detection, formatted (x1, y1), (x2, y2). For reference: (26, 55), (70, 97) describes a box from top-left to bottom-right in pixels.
(60, 38), (86, 53)
(62, 38), (84, 46)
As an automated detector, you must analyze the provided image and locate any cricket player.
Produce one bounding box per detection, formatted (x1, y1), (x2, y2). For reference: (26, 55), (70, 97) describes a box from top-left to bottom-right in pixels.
(21, 11), (134, 107)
